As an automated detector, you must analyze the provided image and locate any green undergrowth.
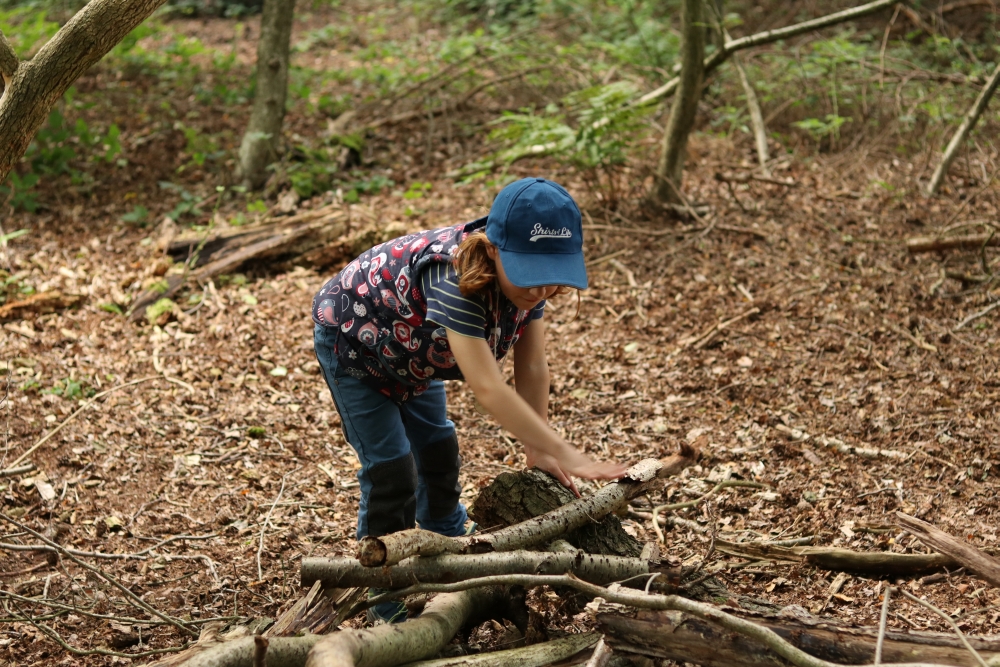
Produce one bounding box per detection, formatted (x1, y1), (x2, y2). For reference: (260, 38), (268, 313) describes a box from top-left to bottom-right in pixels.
(2, 0), (998, 216)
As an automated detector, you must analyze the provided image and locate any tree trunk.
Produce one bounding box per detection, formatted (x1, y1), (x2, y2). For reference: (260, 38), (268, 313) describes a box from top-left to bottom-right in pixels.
(469, 468), (642, 558)
(598, 607), (1000, 667)
(653, 0), (705, 205)
(0, 0), (167, 184)
(237, 0), (297, 190)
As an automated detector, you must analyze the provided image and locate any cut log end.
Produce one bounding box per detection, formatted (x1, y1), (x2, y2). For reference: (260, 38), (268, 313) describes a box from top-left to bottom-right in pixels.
(356, 536), (388, 567)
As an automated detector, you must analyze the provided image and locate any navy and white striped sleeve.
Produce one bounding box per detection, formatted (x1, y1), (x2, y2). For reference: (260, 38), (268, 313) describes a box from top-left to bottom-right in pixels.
(421, 264), (487, 338)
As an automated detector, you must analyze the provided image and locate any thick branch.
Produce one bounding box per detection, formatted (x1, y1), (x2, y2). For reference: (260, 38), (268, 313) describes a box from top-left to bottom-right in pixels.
(303, 551), (655, 589)
(714, 539), (958, 576)
(0, 30), (17, 87)
(357, 529), (463, 567)
(305, 587), (501, 667)
(599, 607), (1000, 667)
(357, 451), (696, 567)
(928, 59), (1000, 195)
(353, 573), (953, 667)
(897, 512), (1000, 589)
(0, 0), (169, 183)
(177, 635), (321, 667)
(403, 634), (598, 667)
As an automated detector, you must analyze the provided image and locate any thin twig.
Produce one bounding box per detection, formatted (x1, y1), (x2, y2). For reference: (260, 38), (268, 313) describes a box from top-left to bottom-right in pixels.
(257, 473), (290, 582)
(366, 573), (951, 667)
(897, 588), (988, 667)
(0, 513), (198, 637)
(954, 301), (1000, 331)
(653, 480), (766, 516)
(9, 376), (162, 468)
(875, 584), (892, 664)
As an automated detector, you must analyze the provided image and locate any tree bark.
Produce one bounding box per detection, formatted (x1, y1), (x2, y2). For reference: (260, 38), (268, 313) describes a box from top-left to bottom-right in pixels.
(305, 587), (507, 667)
(653, 0), (704, 205)
(174, 635), (321, 667)
(237, 0), (297, 190)
(0, 0), (168, 184)
(598, 607), (1000, 667)
(302, 551), (658, 589)
(469, 467), (642, 557)
(897, 512), (1000, 589)
(714, 539), (960, 576)
(926, 58), (1000, 196)
(404, 634), (599, 667)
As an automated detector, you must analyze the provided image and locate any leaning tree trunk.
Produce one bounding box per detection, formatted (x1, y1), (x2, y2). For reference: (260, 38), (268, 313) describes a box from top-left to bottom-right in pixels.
(0, 0), (167, 184)
(237, 0), (296, 189)
(652, 0), (705, 205)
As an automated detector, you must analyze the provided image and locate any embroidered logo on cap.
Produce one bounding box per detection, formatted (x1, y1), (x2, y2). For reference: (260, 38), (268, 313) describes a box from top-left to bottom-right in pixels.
(529, 223), (573, 242)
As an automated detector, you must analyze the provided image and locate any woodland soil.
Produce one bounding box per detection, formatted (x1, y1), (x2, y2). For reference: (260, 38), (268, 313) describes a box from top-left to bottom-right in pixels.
(1, 8), (1000, 667)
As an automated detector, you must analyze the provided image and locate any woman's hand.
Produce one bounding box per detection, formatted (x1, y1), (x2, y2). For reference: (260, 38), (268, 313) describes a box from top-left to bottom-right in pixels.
(525, 445), (626, 498)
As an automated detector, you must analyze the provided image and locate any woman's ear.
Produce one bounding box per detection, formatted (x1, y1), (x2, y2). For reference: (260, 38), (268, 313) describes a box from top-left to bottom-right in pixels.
(485, 244), (498, 261)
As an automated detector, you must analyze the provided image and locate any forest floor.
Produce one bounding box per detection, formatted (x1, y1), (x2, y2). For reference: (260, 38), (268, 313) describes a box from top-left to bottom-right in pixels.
(2, 7), (1000, 667)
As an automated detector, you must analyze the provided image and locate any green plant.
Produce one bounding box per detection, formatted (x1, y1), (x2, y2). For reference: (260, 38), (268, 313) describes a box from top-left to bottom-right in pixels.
(159, 181), (203, 221)
(0, 173), (39, 212)
(121, 205), (150, 226)
(43, 377), (96, 400)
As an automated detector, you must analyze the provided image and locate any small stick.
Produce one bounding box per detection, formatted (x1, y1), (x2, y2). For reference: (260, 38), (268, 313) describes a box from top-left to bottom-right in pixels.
(954, 301), (1000, 331)
(0, 513), (197, 637)
(897, 588), (989, 667)
(9, 376), (161, 468)
(875, 584), (892, 664)
(0, 463), (35, 477)
(257, 473), (289, 582)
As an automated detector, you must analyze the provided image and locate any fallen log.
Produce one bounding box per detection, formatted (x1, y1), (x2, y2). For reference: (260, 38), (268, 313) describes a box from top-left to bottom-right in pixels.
(302, 551), (662, 589)
(897, 512), (1000, 589)
(128, 208), (347, 321)
(906, 233), (1000, 254)
(715, 539), (959, 576)
(357, 450), (697, 567)
(598, 607), (1000, 667)
(305, 587), (515, 667)
(402, 633), (598, 667)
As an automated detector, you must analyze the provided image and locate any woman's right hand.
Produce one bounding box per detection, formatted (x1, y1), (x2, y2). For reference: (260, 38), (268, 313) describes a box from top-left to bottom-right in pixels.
(526, 444), (627, 497)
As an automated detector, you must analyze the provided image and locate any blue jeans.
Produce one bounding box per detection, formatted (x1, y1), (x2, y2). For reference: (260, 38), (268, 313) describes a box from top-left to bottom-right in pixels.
(314, 325), (468, 539)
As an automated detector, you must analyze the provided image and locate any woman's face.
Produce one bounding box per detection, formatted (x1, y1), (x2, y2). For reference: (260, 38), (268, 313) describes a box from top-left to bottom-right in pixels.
(486, 245), (561, 310)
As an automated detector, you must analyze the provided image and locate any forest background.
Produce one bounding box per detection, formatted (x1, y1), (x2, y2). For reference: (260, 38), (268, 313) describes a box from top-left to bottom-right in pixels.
(0, 0), (999, 665)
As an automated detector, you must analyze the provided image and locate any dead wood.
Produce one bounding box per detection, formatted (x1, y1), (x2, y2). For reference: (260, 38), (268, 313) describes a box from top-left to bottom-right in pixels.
(598, 607), (1000, 667)
(357, 529), (464, 567)
(469, 467), (642, 558)
(927, 58), (1000, 195)
(305, 587), (512, 667)
(897, 512), (1000, 589)
(128, 208), (347, 320)
(301, 551), (662, 589)
(0, 291), (83, 320)
(171, 635), (320, 667)
(466, 453), (694, 555)
(403, 633), (599, 667)
(714, 539), (958, 576)
(906, 233), (1000, 254)
(356, 451), (697, 566)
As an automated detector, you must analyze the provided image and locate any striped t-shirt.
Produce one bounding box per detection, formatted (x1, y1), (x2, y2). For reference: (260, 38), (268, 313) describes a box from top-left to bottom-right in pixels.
(420, 263), (544, 339)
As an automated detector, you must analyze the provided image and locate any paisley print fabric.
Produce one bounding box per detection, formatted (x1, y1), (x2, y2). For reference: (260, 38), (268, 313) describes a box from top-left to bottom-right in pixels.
(312, 218), (537, 403)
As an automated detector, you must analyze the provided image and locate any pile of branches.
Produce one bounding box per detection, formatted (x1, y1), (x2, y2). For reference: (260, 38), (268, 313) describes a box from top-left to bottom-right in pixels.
(152, 448), (1000, 667)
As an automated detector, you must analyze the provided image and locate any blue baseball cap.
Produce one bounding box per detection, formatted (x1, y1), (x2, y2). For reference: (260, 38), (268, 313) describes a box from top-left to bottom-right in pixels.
(485, 178), (588, 290)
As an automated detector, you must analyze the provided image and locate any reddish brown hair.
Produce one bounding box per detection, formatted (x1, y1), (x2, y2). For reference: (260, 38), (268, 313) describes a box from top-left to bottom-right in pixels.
(453, 231), (580, 316)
